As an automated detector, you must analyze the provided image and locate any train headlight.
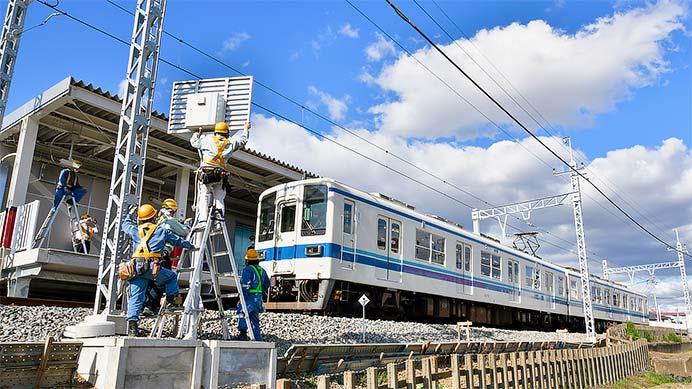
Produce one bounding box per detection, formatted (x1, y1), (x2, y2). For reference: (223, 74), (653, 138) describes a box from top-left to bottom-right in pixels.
(305, 245), (324, 257)
(258, 250), (266, 260)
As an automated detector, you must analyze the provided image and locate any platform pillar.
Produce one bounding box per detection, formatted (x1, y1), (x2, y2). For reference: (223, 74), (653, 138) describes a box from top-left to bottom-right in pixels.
(6, 116), (38, 207)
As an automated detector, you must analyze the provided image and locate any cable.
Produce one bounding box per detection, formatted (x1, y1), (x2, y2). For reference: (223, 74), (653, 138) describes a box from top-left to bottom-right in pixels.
(107, 0), (615, 263)
(383, 0), (689, 259)
(425, 0), (678, 243)
(36, 0), (666, 275)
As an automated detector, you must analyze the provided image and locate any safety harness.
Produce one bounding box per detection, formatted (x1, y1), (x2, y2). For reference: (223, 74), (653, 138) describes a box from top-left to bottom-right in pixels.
(132, 222), (162, 259)
(205, 135), (230, 168)
(62, 169), (79, 189)
(247, 264), (263, 294)
(80, 221), (94, 240)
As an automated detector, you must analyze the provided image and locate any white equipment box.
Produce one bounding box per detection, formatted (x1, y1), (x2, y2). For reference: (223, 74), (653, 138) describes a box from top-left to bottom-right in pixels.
(168, 76), (253, 134)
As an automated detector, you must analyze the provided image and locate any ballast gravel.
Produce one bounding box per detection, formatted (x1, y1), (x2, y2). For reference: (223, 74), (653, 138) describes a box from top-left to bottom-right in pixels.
(0, 304), (598, 355)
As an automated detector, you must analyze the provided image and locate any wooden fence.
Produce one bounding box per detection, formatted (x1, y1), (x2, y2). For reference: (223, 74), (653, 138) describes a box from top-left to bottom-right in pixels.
(279, 340), (650, 389)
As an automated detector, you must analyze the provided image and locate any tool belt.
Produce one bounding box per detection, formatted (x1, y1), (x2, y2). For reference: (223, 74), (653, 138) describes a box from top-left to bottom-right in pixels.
(198, 167), (231, 191)
(118, 257), (162, 281)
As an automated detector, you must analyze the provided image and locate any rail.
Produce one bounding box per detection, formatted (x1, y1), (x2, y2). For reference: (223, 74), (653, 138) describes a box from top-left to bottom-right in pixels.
(278, 340), (649, 389)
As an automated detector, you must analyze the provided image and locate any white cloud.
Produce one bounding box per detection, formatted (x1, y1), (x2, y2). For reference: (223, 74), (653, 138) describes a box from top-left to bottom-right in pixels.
(365, 32), (397, 62)
(117, 79), (128, 98)
(368, 1), (686, 139)
(339, 23), (360, 39)
(308, 86), (351, 121)
(220, 32), (250, 53)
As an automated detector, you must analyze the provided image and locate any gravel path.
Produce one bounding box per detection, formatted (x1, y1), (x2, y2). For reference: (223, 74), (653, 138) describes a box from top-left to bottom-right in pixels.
(0, 305), (598, 355)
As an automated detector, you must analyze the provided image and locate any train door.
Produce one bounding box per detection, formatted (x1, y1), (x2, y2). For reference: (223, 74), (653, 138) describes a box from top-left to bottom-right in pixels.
(340, 200), (356, 270)
(375, 216), (402, 282)
(274, 196), (298, 261)
(455, 242), (472, 295)
(507, 259), (520, 302)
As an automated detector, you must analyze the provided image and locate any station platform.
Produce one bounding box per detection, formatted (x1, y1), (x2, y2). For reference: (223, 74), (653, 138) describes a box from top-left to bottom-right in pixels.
(0, 248), (239, 300)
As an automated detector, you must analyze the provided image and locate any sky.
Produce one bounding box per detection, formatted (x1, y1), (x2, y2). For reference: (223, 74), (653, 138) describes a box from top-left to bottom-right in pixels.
(5, 0), (692, 310)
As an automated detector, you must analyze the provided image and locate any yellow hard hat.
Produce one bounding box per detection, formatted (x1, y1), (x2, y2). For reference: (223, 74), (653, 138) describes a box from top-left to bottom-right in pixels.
(245, 248), (260, 261)
(137, 204), (157, 221)
(72, 159), (82, 168)
(162, 198), (177, 211)
(214, 122), (229, 134)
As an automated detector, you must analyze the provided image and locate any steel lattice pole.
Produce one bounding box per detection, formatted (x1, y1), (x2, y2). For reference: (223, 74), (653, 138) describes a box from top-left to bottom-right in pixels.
(0, 0), (31, 120)
(94, 0), (166, 316)
(675, 229), (691, 331)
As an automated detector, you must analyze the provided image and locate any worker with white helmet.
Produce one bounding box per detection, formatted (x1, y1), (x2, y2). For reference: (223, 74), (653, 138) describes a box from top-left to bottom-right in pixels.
(190, 121), (250, 221)
(119, 204), (194, 337)
(53, 159), (87, 210)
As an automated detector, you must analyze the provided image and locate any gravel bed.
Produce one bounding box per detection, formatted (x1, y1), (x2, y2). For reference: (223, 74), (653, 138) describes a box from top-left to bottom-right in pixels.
(0, 305), (598, 355)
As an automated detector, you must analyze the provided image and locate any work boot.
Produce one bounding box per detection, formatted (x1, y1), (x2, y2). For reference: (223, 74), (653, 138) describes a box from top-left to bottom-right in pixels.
(166, 294), (183, 306)
(127, 321), (139, 337)
(233, 329), (249, 341)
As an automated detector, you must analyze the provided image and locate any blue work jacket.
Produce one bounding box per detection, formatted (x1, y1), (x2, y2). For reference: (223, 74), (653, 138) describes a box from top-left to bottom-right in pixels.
(122, 216), (193, 255)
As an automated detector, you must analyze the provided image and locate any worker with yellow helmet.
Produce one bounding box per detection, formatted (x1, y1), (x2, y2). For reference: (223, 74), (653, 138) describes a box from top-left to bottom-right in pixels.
(190, 121), (250, 221)
(119, 203), (194, 336)
(74, 213), (98, 254)
(234, 248), (270, 341)
(52, 159), (87, 210)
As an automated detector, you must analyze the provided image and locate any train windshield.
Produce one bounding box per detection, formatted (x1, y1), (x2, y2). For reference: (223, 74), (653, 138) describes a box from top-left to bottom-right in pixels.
(301, 185), (327, 236)
(258, 192), (276, 242)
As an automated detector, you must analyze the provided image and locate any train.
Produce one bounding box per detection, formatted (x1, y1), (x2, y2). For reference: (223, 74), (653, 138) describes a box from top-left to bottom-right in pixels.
(254, 178), (648, 331)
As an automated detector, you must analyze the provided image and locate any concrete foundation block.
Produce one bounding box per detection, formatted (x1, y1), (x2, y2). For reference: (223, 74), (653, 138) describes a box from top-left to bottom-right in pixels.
(76, 337), (276, 389)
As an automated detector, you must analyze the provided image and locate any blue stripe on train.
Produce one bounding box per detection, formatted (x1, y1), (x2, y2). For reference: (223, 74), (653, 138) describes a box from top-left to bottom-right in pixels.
(258, 243), (647, 319)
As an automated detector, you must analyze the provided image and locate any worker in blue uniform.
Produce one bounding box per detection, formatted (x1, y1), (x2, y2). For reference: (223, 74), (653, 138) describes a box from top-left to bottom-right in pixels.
(53, 160), (87, 209)
(120, 204), (194, 336)
(235, 248), (270, 341)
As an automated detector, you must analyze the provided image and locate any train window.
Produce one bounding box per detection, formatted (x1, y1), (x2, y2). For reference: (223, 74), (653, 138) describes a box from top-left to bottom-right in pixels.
(623, 295), (628, 310)
(570, 279), (578, 299)
(415, 229), (431, 261)
(525, 266), (539, 289)
(431, 234), (445, 265)
(491, 254), (501, 279)
(280, 204), (296, 232)
(544, 271), (554, 294)
(391, 222), (400, 253)
(557, 276), (565, 296)
(455, 244), (463, 269)
(343, 203), (353, 234)
(301, 185), (327, 236)
(377, 219), (387, 250)
(481, 252), (491, 277)
(464, 245), (471, 272)
(258, 193), (276, 242)
(592, 287), (601, 303)
(613, 293), (620, 307)
(604, 289), (611, 305)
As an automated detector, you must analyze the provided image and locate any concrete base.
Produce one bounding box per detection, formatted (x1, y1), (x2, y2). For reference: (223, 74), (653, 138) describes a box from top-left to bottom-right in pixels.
(76, 337), (276, 389)
(63, 314), (127, 338)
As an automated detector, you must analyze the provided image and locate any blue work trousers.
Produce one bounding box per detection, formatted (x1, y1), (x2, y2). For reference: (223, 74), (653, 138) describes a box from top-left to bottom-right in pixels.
(127, 259), (179, 322)
(52, 186), (86, 209)
(237, 294), (263, 341)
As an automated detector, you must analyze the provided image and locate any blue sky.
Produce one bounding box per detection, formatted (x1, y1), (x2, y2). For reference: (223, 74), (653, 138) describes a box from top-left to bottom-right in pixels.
(5, 0), (692, 306)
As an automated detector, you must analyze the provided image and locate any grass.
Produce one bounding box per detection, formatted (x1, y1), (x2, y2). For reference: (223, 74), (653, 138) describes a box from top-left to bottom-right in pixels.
(624, 321), (681, 343)
(610, 371), (692, 388)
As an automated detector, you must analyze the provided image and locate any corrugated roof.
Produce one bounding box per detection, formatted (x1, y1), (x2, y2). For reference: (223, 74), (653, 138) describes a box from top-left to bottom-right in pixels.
(69, 77), (318, 178)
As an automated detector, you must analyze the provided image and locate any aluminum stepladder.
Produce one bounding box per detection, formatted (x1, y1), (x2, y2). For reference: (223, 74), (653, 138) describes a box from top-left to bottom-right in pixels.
(150, 205), (255, 340)
(32, 193), (87, 253)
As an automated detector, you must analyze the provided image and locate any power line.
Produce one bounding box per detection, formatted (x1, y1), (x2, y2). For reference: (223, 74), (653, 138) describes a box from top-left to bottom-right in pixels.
(424, 0), (678, 244)
(383, 0), (689, 259)
(107, 0), (614, 263)
(36, 0), (673, 274)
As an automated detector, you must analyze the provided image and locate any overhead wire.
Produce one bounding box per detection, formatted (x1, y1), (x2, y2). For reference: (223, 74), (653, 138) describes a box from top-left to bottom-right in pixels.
(36, 0), (683, 285)
(383, 0), (689, 259)
(424, 0), (678, 243)
(104, 0), (613, 264)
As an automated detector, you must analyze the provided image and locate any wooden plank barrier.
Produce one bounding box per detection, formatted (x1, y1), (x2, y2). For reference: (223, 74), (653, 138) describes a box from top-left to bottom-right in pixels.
(303, 339), (650, 389)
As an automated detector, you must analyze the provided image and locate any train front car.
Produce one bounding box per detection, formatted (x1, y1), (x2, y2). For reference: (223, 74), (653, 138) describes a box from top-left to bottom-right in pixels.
(255, 179), (336, 311)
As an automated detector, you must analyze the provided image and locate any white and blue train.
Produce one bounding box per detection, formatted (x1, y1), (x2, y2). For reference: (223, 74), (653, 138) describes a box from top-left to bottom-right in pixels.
(255, 178), (648, 331)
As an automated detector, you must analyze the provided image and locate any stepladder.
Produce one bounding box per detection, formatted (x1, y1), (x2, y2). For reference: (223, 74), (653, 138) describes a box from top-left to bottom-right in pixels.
(32, 193), (86, 253)
(150, 206), (255, 341)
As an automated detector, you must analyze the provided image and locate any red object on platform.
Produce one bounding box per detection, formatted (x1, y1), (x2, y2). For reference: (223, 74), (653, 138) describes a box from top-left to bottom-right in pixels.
(1, 207), (17, 248)
(170, 246), (183, 268)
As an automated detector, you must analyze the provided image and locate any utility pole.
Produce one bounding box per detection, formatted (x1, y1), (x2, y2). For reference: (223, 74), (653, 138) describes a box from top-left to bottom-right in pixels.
(64, 0), (167, 338)
(554, 137), (595, 341)
(673, 229), (690, 331)
(0, 0), (31, 120)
